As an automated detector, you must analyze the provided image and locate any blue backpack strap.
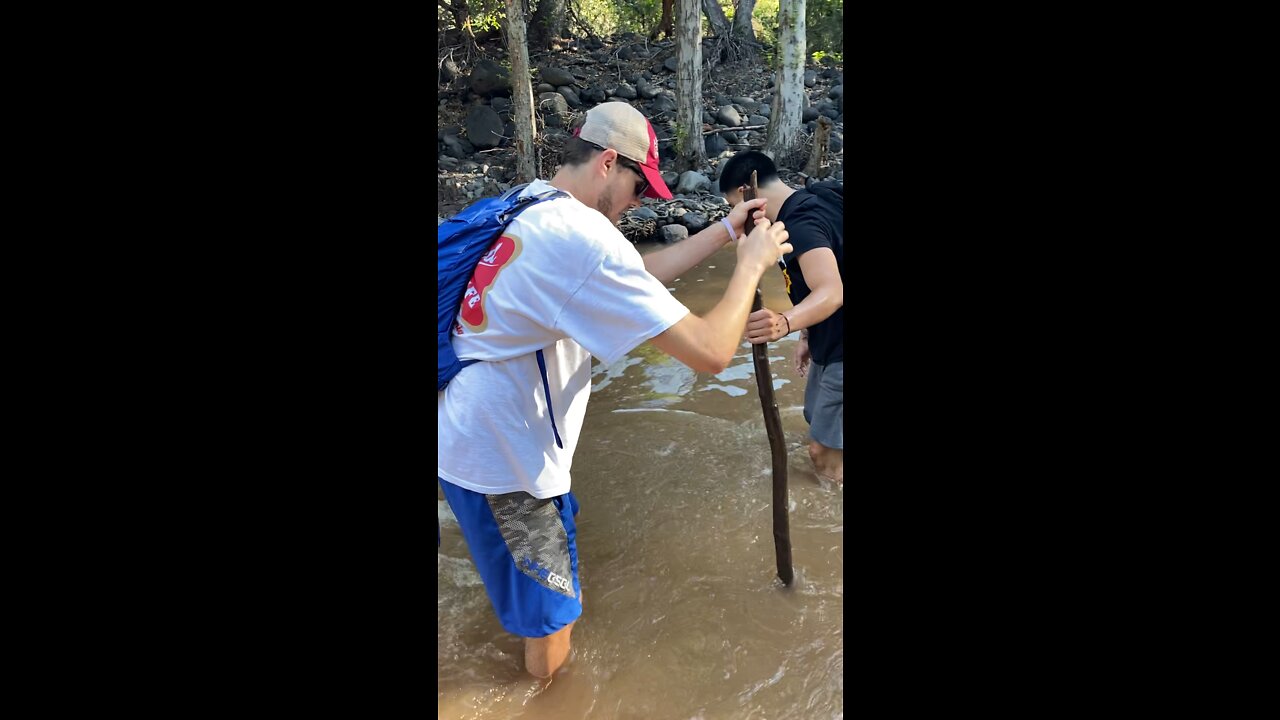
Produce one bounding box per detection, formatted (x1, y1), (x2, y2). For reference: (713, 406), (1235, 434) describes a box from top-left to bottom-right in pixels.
(498, 188), (567, 223)
(535, 349), (564, 450)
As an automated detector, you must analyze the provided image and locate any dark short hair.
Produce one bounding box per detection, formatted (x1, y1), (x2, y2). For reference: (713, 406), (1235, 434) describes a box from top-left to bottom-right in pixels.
(718, 150), (780, 194)
(560, 135), (602, 167)
(559, 114), (602, 167)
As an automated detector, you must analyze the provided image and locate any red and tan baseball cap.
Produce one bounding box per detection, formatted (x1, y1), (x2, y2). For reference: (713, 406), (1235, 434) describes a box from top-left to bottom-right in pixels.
(574, 102), (673, 200)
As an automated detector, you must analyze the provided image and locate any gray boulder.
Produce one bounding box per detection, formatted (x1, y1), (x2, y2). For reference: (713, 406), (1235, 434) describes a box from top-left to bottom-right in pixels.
(631, 206), (659, 220)
(803, 70), (817, 88)
(541, 67), (577, 87)
(538, 91), (570, 121)
(802, 106), (820, 122)
(465, 106), (504, 149)
(442, 134), (475, 159)
(705, 132), (728, 156)
(490, 96), (511, 113)
(663, 57), (678, 72)
(716, 106), (743, 126)
(676, 170), (712, 194)
(557, 86), (582, 108)
(615, 83), (638, 99)
(748, 114), (769, 126)
(637, 78), (663, 99)
(680, 211), (709, 232)
(470, 59), (511, 97)
(660, 224), (688, 244)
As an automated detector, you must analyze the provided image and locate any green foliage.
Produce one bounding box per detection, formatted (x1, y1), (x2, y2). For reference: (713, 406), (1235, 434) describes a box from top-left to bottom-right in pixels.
(574, 0), (621, 36)
(620, 0), (663, 33)
(435, 0), (843, 64)
(811, 49), (842, 65)
(473, 13), (504, 33)
(806, 0), (843, 56)
(752, 0), (780, 46)
(437, 0), (506, 34)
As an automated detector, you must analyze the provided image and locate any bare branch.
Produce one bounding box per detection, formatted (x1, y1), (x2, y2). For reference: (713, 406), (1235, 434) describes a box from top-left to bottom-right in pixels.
(706, 124), (766, 134)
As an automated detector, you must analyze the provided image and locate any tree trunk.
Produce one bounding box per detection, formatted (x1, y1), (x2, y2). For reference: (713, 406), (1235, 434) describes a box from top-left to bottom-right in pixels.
(804, 115), (832, 178)
(651, 0), (675, 40)
(439, 0), (474, 43)
(732, 0), (757, 42)
(676, 0), (707, 172)
(765, 0), (806, 167)
(702, 0), (731, 37)
(504, 0), (538, 183)
(529, 0), (564, 50)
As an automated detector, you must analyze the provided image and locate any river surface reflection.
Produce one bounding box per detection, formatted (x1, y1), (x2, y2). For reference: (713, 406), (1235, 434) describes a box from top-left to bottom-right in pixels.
(439, 242), (844, 719)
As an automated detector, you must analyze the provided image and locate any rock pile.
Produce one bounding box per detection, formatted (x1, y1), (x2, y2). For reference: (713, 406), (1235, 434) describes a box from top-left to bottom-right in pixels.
(438, 34), (844, 242)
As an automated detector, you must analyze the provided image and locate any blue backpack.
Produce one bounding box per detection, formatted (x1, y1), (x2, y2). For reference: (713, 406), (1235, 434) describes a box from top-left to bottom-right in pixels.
(437, 183), (568, 442)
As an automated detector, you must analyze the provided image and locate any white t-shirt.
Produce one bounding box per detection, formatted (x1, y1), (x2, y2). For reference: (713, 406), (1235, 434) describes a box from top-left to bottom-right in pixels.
(438, 180), (690, 499)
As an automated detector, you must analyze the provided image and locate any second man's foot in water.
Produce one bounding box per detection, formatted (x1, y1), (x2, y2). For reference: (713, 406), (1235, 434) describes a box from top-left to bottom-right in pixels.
(809, 440), (843, 485)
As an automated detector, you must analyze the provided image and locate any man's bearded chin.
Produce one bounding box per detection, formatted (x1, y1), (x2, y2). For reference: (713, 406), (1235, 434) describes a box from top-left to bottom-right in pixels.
(596, 197), (620, 225)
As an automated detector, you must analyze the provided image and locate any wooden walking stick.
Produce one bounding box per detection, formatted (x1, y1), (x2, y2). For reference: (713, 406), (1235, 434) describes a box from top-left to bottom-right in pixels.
(742, 171), (794, 587)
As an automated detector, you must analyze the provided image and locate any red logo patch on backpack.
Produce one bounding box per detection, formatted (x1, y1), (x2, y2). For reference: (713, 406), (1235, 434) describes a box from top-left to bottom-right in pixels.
(458, 233), (522, 332)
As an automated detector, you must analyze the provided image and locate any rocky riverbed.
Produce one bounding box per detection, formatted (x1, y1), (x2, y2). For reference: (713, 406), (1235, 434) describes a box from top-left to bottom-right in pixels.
(438, 32), (843, 243)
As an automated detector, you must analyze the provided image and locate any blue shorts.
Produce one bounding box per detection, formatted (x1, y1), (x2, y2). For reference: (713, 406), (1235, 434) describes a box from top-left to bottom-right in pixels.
(439, 478), (582, 638)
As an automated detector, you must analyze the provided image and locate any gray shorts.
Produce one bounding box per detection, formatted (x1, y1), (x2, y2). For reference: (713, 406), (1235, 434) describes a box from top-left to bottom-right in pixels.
(804, 359), (843, 450)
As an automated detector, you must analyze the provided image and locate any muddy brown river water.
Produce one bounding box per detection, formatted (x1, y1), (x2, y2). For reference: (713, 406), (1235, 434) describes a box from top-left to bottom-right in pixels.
(438, 241), (844, 719)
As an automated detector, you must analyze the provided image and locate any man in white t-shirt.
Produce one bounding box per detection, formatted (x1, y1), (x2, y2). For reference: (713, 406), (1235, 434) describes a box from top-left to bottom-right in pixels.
(438, 102), (791, 678)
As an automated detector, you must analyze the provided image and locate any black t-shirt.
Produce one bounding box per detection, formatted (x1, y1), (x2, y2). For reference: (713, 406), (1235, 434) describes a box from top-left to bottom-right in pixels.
(776, 185), (844, 364)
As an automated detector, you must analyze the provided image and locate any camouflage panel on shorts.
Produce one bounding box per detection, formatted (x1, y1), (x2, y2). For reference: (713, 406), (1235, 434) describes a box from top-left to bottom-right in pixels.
(486, 492), (577, 599)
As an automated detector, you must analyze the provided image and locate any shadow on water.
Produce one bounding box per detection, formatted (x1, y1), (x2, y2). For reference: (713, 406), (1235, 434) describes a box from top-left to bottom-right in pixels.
(439, 244), (843, 719)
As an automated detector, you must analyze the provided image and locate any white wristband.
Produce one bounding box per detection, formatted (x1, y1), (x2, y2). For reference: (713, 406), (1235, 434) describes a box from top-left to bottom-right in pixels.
(720, 217), (737, 242)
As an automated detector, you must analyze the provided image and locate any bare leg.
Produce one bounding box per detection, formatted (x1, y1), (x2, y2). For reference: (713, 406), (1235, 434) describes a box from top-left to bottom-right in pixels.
(809, 441), (843, 484)
(525, 620), (575, 678)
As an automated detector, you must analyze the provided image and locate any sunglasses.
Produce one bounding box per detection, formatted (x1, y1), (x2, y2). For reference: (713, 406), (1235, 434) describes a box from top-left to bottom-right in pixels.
(616, 156), (650, 199)
(586, 141), (649, 198)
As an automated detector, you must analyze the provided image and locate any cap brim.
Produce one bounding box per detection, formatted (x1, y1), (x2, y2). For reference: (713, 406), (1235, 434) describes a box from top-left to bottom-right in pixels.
(640, 163), (672, 200)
